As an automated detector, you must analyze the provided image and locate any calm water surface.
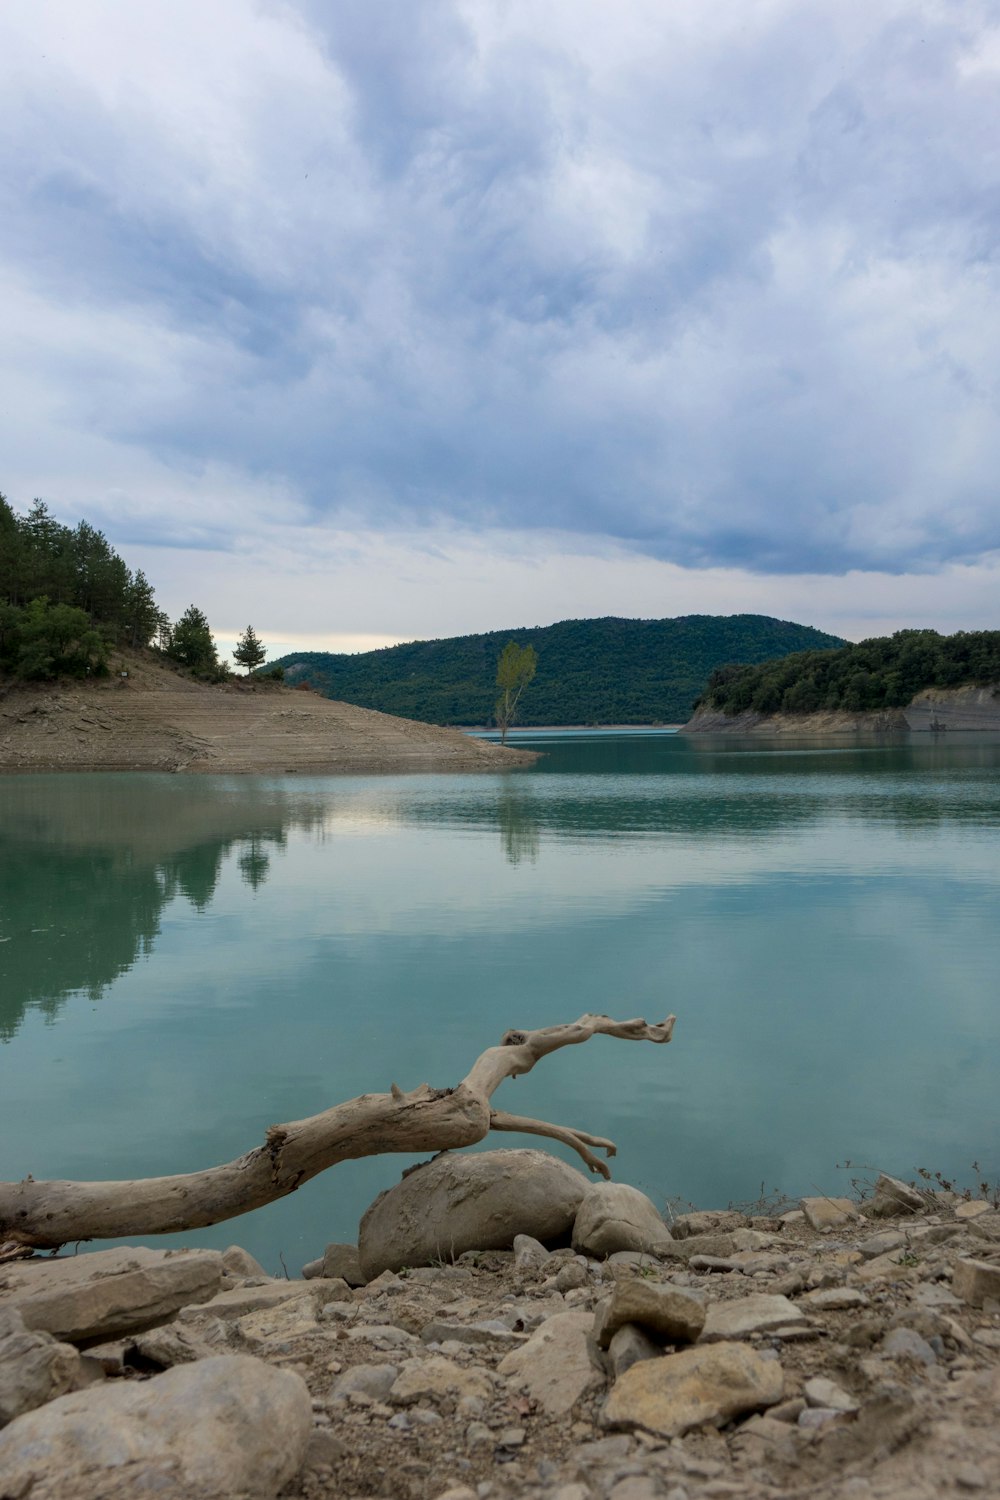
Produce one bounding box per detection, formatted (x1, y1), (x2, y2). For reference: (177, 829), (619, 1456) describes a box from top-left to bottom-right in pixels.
(2, 730), (999, 1272)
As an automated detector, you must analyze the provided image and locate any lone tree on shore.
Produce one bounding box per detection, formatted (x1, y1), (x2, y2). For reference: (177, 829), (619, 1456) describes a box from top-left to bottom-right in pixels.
(233, 624), (266, 676)
(495, 640), (538, 743)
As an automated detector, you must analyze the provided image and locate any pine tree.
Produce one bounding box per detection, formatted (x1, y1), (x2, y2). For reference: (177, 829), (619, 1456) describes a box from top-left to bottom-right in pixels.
(233, 624), (266, 676)
(167, 605), (219, 676)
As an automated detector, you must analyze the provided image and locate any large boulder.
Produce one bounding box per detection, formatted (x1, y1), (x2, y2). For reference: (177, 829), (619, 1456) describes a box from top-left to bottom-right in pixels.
(0, 1354), (311, 1500)
(602, 1341), (783, 1437)
(0, 1309), (80, 1427)
(358, 1149), (590, 1277)
(0, 1246), (223, 1343)
(572, 1183), (674, 1258)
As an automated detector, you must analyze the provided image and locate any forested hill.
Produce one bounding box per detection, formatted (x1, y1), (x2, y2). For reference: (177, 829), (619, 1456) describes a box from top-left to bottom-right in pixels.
(271, 615), (846, 726)
(697, 629), (1000, 717)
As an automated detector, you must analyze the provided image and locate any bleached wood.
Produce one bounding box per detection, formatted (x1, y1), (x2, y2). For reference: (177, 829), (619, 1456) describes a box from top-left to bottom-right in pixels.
(0, 1012), (675, 1251)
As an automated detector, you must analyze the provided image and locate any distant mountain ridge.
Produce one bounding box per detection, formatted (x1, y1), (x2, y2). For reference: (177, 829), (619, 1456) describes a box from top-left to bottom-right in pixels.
(270, 615), (846, 726)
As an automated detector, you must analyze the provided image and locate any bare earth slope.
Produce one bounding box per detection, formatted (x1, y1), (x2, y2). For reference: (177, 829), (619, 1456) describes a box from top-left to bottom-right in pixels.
(0, 654), (536, 775)
(682, 683), (1000, 735)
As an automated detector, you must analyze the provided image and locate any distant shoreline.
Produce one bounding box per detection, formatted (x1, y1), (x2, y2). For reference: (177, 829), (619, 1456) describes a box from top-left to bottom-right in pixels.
(461, 723), (685, 734)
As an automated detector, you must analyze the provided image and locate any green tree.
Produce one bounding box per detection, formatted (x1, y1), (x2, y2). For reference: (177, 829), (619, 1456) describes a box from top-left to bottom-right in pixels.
(495, 640), (538, 744)
(167, 605), (218, 676)
(12, 598), (108, 680)
(233, 624), (266, 676)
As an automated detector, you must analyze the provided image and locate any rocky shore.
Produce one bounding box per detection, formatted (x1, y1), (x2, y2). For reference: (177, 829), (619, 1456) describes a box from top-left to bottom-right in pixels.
(1, 1152), (999, 1500)
(681, 684), (1000, 735)
(0, 654), (536, 775)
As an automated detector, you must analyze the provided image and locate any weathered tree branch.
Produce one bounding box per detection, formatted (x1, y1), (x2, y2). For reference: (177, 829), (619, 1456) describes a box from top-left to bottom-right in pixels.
(0, 1012), (675, 1250)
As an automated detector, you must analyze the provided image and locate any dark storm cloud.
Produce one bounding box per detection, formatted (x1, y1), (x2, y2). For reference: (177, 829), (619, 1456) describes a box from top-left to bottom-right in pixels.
(1, 0), (999, 575)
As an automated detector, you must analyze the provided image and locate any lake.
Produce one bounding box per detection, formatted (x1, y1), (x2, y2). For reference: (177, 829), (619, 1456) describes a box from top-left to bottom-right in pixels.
(2, 729), (999, 1274)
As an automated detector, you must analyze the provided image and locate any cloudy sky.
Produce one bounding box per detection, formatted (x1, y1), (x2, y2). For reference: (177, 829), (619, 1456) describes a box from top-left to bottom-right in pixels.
(2, 0), (999, 660)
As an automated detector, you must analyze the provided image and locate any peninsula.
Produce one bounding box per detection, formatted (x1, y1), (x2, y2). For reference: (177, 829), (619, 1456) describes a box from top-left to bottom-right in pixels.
(0, 652), (535, 775)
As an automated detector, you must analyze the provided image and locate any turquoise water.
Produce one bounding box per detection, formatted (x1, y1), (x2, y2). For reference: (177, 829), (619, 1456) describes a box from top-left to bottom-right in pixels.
(2, 730), (999, 1273)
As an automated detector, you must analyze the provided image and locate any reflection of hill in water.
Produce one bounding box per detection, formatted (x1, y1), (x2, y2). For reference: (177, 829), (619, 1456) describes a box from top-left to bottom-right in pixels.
(0, 777), (326, 1041)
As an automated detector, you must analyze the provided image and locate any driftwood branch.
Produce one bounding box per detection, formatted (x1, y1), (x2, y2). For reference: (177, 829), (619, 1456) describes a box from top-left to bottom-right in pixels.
(0, 1012), (675, 1251)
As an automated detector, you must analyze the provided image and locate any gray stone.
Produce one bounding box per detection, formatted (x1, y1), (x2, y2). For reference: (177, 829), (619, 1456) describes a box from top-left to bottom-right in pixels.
(573, 1184), (674, 1258)
(601, 1340), (783, 1437)
(497, 1309), (605, 1415)
(346, 1323), (419, 1349)
(700, 1294), (811, 1342)
(952, 1258), (1000, 1307)
(331, 1363), (399, 1402)
(131, 1321), (217, 1368)
(421, 1319), (524, 1348)
(320, 1242), (367, 1285)
(608, 1324), (662, 1377)
(858, 1231), (906, 1260)
(803, 1376), (858, 1412)
(513, 1234), (551, 1269)
(221, 1245), (269, 1280)
(800, 1197), (860, 1231)
(556, 1262), (590, 1293)
(0, 1247), (223, 1344)
(0, 1354), (310, 1499)
(967, 1212), (1000, 1244)
(668, 1211), (746, 1240)
(798, 1406), (842, 1429)
(390, 1355), (493, 1406)
(0, 1308), (80, 1427)
(882, 1327), (938, 1365)
(799, 1287), (870, 1311)
(869, 1174), (927, 1218)
(176, 1278), (317, 1322)
(359, 1149), (590, 1277)
(594, 1281), (705, 1348)
(301, 1258), (324, 1280)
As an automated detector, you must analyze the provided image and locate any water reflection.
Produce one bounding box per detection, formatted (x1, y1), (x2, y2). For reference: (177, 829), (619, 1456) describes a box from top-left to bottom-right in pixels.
(0, 777), (327, 1040)
(497, 789), (539, 866)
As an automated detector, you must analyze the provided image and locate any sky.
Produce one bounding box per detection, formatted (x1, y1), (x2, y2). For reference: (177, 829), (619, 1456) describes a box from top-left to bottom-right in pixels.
(2, 0), (999, 662)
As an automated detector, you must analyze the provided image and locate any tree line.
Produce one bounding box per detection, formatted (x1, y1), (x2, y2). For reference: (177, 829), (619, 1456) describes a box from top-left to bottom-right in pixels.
(0, 493), (269, 682)
(698, 629), (1000, 716)
(272, 615), (845, 726)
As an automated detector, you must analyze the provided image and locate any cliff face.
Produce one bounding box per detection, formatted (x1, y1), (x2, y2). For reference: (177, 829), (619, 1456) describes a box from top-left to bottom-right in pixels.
(682, 683), (1000, 735)
(0, 654), (536, 774)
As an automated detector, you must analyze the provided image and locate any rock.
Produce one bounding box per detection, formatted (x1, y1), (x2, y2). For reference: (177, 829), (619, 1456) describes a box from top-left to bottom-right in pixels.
(882, 1327), (938, 1365)
(420, 1319), (524, 1348)
(869, 1173), (927, 1218)
(601, 1341), (783, 1438)
(221, 1245), (269, 1280)
(331, 1363), (399, 1402)
(318, 1243), (367, 1285)
(594, 1281), (706, 1348)
(347, 1324), (419, 1350)
(858, 1231), (906, 1260)
(555, 1262), (590, 1293)
(303, 1429), (349, 1469)
(800, 1197), (860, 1231)
(513, 1234), (551, 1269)
(668, 1211), (746, 1240)
(390, 1355), (493, 1407)
(798, 1405), (842, 1429)
(799, 1288), (870, 1311)
(954, 1200), (993, 1221)
(497, 1309), (605, 1415)
(131, 1321), (217, 1368)
(301, 1258), (324, 1280)
(0, 1309), (80, 1427)
(0, 1354), (310, 1499)
(572, 1184), (674, 1258)
(0, 1247), (223, 1344)
(608, 1324), (663, 1377)
(700, 1294), (811, 1342)
(177, 1278), (319, 1321)
(804, 1376), (858, 1412)
(967, 1212), (1000, 1244)
(952, 1259), (1000, 1307)
(358, 1150), (590, 1277)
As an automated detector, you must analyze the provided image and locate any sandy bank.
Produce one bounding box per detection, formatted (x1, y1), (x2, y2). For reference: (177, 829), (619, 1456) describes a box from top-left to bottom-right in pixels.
(0, 654), (537, 775)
